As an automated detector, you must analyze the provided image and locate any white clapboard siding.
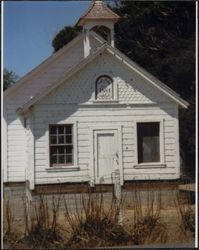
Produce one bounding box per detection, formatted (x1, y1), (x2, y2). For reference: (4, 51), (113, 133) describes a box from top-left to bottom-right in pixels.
(33, 103), (178, 185)
(4, 33), (181, 185)
(31, 49), (179, 183)
(6, 104), (26, 182)
(35, 175), (90, 185)
(35, 169), (88, 178)
(124, 173), (179, 181)
(4, 34), (101, 190)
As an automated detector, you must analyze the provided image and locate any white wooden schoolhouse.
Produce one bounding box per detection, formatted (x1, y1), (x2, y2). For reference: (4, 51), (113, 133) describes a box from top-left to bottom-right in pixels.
(3, 1), (189, 191)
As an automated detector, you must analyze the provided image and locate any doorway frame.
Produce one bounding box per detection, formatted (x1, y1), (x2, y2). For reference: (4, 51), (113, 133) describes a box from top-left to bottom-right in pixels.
(89, 125), (123, 186)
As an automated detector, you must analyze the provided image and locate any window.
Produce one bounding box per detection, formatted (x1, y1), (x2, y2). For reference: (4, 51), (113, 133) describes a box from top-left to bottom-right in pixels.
(95, 75), (113, 100)
(137, 122), (160, 164)
(49, 124), (73, 167)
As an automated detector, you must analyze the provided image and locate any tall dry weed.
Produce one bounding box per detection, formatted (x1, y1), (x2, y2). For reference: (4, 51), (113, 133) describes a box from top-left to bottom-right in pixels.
(4, 199), (13, 236)
(130, 184), (168, 245)
(23, 194), (63, 248)
(64, 186), (131, 248)
(174, 191), (195, 238)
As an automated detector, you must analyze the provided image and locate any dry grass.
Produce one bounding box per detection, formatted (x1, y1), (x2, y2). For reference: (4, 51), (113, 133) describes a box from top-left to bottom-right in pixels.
(128, 186), (168, 245)
(64, 187), (131, 248)
(3, 199), (23, 249)
(22, 194), (63, 248)
(174, 191), (195, 239)
(4, 199), (13, 236)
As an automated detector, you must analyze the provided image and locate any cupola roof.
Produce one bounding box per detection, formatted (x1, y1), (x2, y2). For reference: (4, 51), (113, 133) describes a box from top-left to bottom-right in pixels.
(77, 0), (120, 26)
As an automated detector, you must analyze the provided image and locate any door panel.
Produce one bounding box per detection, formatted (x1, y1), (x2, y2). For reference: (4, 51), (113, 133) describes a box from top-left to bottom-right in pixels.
(94, 131), (117, 184)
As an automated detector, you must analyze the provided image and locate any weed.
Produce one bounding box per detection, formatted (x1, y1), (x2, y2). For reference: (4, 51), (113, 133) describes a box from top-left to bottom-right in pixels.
(130, 185), (168, 245)
(3, 199), (22, 249)
(64, 187), (131, 248)
(23, 194), (63, 248)
(174, 191), (195, 238)
(4, 199), (13, 236)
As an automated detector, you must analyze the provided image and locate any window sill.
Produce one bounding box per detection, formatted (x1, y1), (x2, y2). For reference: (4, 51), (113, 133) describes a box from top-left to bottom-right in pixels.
(92, 100), (118, 104)
(134, 163), (166, 169)
(46, 166), (80, 172)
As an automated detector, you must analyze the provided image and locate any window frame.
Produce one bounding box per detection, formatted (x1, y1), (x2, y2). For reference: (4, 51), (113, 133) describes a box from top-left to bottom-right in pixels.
(134, 119), (165, 168)
(92, 73), (118, 103)
(46, 122), (78, 171)
(95, 75), (114, 101)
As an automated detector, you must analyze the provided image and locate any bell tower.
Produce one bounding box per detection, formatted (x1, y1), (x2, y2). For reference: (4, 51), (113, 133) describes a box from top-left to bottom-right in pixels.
(77, 0), (120, 57)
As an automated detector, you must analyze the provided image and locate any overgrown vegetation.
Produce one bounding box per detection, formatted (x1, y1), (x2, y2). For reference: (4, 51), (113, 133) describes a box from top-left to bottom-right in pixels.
(130, 187), (168, 245)
(174, 192), (195, 238)
(3, 185), (195, 249)
(23, 195), (63, 248)
(3, 199), (22, 248)
(64, 188), (131, 248)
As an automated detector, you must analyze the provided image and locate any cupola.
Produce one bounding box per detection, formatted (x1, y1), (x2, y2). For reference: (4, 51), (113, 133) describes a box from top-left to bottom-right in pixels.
(77, 0), (120, 57)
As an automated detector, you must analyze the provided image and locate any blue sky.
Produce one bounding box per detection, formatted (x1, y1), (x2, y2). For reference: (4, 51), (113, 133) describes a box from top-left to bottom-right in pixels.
(3, 1), (91, 77)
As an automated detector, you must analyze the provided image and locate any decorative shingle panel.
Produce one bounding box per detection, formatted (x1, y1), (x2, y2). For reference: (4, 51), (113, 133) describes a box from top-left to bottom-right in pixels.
(40, 52), (171, 106)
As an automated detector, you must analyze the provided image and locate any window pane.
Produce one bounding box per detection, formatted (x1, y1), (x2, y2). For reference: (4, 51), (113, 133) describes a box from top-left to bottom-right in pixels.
(51, 155), (57, 165)
(66, 155), (72, 164)
(58, 136), (64, 144)
(137, 122), (160, 163)
(50, 126), (57, 135)
(58, 126), (65, 135)
(58, 155), (65, 164)
(65, 135), (72, 144)
(65, 125), (72, 134)
(51, 146), (57, 155)
(66, 145), (73, 154)
(96, 76), (113, 100)
(58, 146), (65, 154)
(49, 124), (73, 166)
(50, 136), (57, 144)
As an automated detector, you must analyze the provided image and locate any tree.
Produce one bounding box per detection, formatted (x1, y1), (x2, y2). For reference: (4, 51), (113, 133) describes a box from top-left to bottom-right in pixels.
(52, 26), (82, 52)
(3, 68), (19, 91)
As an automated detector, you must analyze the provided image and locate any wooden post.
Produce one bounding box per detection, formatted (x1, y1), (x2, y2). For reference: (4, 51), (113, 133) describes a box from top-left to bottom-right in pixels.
(113, 169), (123, 225)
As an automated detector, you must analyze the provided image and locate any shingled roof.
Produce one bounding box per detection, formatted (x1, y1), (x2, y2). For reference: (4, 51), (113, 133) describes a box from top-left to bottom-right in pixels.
(77, 0), (120, 26)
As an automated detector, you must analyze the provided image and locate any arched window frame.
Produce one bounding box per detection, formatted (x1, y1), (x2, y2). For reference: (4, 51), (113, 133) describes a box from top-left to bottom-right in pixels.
(95, 75), (114, 101)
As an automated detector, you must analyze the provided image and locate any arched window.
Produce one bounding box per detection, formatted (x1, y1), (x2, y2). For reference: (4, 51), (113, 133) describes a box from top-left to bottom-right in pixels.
(95, 75), (113, 100)
(92, 25), (111, 43)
